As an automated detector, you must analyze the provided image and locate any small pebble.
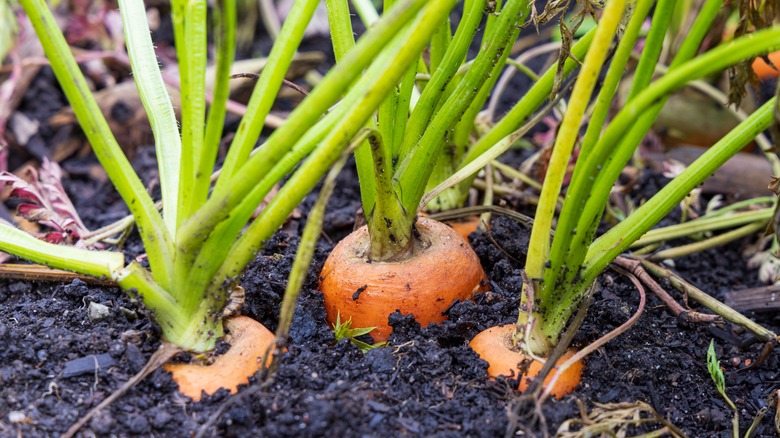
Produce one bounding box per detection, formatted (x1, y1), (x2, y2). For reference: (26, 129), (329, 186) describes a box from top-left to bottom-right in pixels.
(62, 353), (116, 378)
(151, 411), (172, 429)
(124, 343), (146, 374)
(88, 302), (111, 321)
(120, 307), (137, 320)
(8, 411), (26, 423)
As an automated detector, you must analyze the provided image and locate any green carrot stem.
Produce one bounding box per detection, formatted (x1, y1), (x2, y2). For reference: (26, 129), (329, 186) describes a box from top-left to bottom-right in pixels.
(177, 0), (207, 224)
(0, 223), (124, 279)
(213, 0), (319, 195)
(120, 0), (183, 237)
(647, 221), (768, 261)
(584, 99), (775, 291)
(542, 0), (654, 303)
(523, 0), (626, 283)
(19, 0), (174, 288)
(631, 209), (773, 248)
(211, 0), (457, 288)
(177, 0), (431, 252)
(518, 0), (627, 353)
(395, 0), (484, 162)
(367, 130), (413, 261)
(276, 139), (362, 341)
(325, 0), (378, 229)
(394, 0), (531, 220)
(551, 0), (725, 296)
(197, 0), (236, 211)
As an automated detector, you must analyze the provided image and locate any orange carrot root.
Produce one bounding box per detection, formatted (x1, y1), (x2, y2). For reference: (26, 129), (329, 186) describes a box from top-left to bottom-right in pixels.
(164, 316), (276, 401)
(447, 215), (481, 241)
(469, 324), (583, 399)
(319, 217), (488, 342)
(753, 51), (780, 80)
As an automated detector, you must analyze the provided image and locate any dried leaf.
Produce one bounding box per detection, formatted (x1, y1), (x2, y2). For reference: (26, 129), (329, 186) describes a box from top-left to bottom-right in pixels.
(728, 0), (780, 106)
(557, 399), (685, 437)
(768, 176), (780, 195)
(0, 159), (99, 248)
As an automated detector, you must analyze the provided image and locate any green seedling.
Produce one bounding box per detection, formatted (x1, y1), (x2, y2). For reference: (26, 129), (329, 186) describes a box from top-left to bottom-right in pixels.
(332, 313), (388, 353)
(708, 340), (739, 437)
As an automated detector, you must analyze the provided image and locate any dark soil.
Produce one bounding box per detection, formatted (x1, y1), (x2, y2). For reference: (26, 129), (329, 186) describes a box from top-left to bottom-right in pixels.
(2, 151), (780, 437)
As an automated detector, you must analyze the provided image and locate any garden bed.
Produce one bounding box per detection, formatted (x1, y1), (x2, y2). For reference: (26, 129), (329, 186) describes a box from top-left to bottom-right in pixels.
(2, 3), (780, 436)
(1, 150), (778, 436)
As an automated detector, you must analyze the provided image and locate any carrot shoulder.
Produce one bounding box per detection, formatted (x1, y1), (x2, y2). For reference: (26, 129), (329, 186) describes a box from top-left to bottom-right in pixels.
(319, 217), (487, 342)
(164, 316), (276, 401)
(469, 324), (583, 399)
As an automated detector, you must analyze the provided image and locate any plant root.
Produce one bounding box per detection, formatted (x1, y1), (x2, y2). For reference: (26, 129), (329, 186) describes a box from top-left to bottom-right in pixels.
(612, 256), (722, 325)
(638, 257), (777, 343)
(538, 270), (646, 403)
(62, 342), (181, 438)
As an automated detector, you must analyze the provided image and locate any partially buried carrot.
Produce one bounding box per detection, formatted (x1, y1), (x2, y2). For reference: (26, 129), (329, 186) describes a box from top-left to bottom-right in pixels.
(469, 324), (583, 399)
(164, 316), (276, 401)
(319, 216), (488, 342)
(753, 51), (780, 80)
(447, 215), (481, 241)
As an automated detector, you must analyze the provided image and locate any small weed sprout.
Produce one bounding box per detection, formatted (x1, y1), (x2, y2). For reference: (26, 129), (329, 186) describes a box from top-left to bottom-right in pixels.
(332, 313), (388, 353)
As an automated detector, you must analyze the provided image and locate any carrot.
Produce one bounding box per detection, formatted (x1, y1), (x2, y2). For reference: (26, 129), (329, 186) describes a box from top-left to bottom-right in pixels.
(469, 324), (583, 399)
(752, 51), (780, 80)
(447, 215), (481, 241)
(164, 316), (276, 401)
(319, 216), (487, 342)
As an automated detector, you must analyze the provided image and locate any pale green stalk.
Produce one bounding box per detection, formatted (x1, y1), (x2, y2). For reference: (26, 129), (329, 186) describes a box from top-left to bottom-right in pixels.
(118, 0), (182, 241)
(211, 0), (458, 286)
(631, 209), (773, 248)
(0, 223), (124, 278)
(197, 0), (236, 209)
(523, 0), (626, 283)
(19, 0), (174, 289)
(649, 221), (768, 261)
(178, 0), (207, 223)
(212, 0), (320, 195)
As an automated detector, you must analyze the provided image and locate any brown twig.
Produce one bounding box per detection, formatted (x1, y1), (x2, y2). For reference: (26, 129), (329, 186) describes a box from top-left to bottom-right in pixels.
(229, 73), (310, 97)
(612, 256), (722, 324)
(638, 258), (777, 343)
(537, 269), (646, 404)
(0, 263), (116, 286)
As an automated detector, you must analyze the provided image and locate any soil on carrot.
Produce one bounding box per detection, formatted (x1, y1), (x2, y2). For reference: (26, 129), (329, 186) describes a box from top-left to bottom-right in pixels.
(2, 150), (779, 437)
